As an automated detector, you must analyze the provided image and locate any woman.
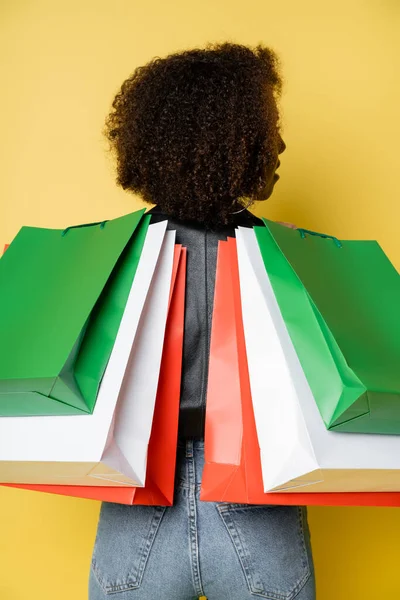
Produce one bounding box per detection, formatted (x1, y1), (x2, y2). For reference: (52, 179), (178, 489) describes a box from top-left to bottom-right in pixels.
(89, 42), (315, 600)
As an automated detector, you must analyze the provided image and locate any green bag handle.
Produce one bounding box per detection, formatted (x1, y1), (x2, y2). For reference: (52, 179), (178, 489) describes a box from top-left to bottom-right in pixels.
(297, 228), (343, 249)
(61, 220), (108, 237)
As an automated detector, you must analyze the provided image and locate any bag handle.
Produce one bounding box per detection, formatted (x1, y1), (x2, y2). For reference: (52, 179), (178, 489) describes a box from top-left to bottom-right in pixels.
(61, 220), (108, 237)
(297, 228), (342, 249)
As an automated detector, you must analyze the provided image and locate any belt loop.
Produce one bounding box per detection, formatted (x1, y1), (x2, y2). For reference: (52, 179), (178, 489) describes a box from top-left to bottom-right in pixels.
(186, 439), (194, 458)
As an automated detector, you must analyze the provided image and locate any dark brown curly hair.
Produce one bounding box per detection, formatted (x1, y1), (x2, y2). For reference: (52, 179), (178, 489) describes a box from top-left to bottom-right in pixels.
(103, 41), (283, 226)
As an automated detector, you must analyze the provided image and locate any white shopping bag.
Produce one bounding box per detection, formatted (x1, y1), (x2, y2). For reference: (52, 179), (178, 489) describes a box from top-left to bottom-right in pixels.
(0, 222), (175, 487)
(236, 226), (400, 493)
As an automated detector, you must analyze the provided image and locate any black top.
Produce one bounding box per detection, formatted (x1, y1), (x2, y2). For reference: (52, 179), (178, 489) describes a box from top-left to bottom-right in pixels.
(147, 205), (264, 439)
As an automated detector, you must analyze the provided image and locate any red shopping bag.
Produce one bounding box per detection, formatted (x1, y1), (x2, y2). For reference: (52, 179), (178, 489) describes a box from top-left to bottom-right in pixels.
(3, 245), (187, 505)
(200, 237), (400, 508)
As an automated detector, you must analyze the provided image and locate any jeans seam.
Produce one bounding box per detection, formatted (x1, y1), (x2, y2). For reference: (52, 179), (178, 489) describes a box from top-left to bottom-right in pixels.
(186, 440), (205, 598)
(296, 507), (312, 580)
(177, 479), (202, 489)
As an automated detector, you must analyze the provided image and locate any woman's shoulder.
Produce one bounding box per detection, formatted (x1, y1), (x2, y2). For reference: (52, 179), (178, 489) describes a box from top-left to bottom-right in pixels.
(145, 204), (168, 220)
(234, 209), (264, 228)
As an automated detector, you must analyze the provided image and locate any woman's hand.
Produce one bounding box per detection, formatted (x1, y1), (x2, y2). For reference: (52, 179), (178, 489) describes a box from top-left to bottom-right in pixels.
(276, 221), (297, 229)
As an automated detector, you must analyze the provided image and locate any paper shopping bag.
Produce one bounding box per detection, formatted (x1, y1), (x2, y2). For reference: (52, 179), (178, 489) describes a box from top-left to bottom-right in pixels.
(200, 236), (400, 506)
(4, 246), (187, 505)
(253, 220), (400, 435)
(0, 209), (148, 416)
(237, 226), (400, 493)
(0, 222), (175, 487)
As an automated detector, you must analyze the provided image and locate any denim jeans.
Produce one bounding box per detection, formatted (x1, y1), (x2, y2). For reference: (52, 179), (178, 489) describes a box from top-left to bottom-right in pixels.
(89, 439), (316, 600)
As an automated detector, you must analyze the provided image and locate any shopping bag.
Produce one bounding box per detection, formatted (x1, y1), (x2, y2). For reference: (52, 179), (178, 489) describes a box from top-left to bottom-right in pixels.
(0, 209), (148, 416)
(252, 220), (400, 435)
(3, 246), (187, 505)
(237, 226), (400, 493)
(0, 222), (175, 487)
(200, 236), (400, 506)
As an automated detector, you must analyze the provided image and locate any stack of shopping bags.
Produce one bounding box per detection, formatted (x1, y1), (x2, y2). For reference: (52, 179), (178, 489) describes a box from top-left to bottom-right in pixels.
(1, 210), (400, 506)
(0, 210), (186, 504)
(201, 221), (400, 506)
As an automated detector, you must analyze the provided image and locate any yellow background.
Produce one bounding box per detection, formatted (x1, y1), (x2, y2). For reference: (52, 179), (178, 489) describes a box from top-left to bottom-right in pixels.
(1, 1), (400, 598)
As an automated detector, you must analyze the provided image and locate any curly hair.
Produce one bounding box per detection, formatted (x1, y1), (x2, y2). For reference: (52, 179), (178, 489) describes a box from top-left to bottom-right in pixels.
(103, 41), (283, 226)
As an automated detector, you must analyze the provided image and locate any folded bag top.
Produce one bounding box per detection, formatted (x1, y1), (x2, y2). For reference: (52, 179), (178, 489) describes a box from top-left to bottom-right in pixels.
(254, 219), (400, 434)
(0, 209), (149, 416)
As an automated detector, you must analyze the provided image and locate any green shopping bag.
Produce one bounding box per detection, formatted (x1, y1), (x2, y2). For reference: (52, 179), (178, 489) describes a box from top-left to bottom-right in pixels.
(254, 219), (400, 434)
(0, 209), (150, 416)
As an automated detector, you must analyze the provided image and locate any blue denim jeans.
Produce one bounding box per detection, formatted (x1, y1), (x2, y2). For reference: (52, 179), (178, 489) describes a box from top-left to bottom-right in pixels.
(89, 439), (316, 600)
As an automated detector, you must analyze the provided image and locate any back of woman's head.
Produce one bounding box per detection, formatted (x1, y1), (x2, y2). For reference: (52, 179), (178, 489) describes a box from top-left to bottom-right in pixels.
(104, 42), (283, 226)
